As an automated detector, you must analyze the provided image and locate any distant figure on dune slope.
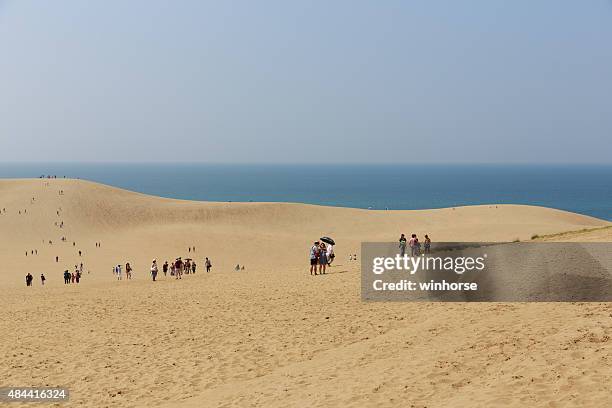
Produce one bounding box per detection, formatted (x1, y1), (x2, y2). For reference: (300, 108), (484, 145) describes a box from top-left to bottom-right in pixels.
(150, 260), (158, 281)
(125, 263), (133, 280)
(309, 241), (320, 276)
(318, 242), (328, 275)
(409, 234), (420, 256)
(326, 243), (335, 265)
(399, 233), (407, 256)
(205, 258), (212, 273)
(175, 258), (183, 280)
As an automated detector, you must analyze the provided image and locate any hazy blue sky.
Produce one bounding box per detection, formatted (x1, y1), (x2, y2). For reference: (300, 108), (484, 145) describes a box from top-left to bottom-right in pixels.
(0, 1), (611, 163)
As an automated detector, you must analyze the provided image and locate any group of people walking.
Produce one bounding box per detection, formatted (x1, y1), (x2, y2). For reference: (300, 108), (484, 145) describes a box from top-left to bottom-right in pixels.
(156, 257), (213, 281)
(63, 269), (81, 284)
(111, 257), (213, 282)
(24, 270), (84, 287)
(309, 240), (335, 275)
(399, 233), (431, 256)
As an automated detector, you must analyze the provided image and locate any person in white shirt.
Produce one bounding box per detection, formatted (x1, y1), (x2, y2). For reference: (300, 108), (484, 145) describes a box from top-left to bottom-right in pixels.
(309, 241), (319, 275)
(326, 244), (335, 265)
(150, 260), (158, 281)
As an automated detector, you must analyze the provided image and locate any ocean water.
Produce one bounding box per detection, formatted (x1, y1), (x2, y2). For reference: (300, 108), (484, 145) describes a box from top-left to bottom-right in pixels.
(1, 164), (611, 221)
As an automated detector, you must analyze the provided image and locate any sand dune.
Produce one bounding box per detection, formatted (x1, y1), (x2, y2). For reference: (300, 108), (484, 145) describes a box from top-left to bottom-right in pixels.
(0, 178), (611, 407)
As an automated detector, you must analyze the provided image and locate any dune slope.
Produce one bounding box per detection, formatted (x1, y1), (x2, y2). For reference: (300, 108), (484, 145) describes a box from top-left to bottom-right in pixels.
(0, 178), (610, 408)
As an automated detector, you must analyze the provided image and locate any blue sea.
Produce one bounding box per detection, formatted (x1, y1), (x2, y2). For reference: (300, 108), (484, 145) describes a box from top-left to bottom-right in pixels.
(1, 164), (611, 221)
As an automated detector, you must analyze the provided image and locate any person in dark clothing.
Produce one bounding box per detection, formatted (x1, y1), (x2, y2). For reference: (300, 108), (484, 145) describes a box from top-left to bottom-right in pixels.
(174, 258), (183, 280)
(399, 234), (407, 256)
(205, 258), (212, 273)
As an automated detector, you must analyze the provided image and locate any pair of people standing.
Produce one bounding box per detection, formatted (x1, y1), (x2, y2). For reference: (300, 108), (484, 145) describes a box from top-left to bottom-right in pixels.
(309, 241), (334, 275)
(113, 263), (132, 280)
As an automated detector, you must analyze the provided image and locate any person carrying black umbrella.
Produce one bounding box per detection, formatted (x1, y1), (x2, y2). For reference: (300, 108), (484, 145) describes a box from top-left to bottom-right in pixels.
(320, 237), (335, 265)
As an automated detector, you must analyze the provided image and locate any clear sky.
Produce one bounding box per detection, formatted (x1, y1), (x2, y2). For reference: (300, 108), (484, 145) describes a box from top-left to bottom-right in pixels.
(0, 0), (611, 164)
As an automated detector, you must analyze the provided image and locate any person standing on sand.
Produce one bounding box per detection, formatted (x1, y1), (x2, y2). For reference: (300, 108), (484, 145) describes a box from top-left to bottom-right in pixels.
(71, 272), (75, 283)
(150, 260), (158, 282)
(409, 234), (418, 256)
(318, 243), (328, 275)
(309, 242), (319, 275)
(41, 273), (46, 285)
(25, 273), (33, 287)
(175, 258), (183, 279)
(326, 243), (335, 266)
(117, 264), (122, 280)
(63, 270), (70, 284)
(424, 235), (431, 254)
(399, 234), (407, 256)
(192, 261), (196, 274)
(170, 261), (175, 276)
(205, 257), (212, 273)
(125, 263), (132, 280)
(163, 261), (168, 276)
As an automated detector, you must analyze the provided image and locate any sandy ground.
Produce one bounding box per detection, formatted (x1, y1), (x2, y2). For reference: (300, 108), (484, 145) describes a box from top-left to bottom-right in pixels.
(0, 178), (611, 407)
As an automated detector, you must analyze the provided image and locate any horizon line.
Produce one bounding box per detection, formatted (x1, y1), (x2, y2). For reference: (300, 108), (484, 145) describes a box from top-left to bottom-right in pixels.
(1, 161), (612, 167)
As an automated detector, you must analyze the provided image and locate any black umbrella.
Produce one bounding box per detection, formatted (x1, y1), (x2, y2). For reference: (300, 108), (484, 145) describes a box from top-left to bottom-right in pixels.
(320, 236), (335, 246)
